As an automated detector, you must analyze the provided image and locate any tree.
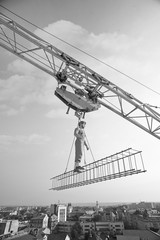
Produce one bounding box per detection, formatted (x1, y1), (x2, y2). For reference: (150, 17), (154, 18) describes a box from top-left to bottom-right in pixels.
(70, 222), (82, 240)
(143, 209), (148, 219)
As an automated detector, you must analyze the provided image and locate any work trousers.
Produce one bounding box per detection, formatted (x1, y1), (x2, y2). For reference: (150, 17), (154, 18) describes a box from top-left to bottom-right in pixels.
(75, 138), (83, 163)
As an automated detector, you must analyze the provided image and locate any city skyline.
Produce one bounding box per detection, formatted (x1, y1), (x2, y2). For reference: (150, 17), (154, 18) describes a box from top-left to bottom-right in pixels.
(1, 0), (160, 205)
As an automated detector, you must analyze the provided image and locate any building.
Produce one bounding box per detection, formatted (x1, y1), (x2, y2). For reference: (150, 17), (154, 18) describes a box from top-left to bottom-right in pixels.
(117, 236), (139, 240)
(30, 214), (49, 229)
(48, 214), (58, 231)
(48, 232), (71, 240)
(36, 227), (50, 240)
(57, 205), (67, 223)
(67, 203), (73, 214)
(125, 210), (160, 231)
(79, 214), (93, 222)
(80, 221), (124, 235)
(56, 221), (75, 233)
(127, 202), (153, 211)
(117, 230), (160, 240)
(9, 210), (18, 216)
(81, 222), (95, 234)
(95, 201), (99, 214)
(0, 220), (19, 236)
(136, 215), (160, 230)
(96, 221), (124, 235)
(50, 204), (58, 215)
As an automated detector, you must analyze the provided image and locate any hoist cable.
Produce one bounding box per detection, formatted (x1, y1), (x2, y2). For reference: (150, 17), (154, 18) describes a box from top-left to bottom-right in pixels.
(64, 136), (75, 173)
(83, 144), (87, 165)
(85, 134), (96, 163)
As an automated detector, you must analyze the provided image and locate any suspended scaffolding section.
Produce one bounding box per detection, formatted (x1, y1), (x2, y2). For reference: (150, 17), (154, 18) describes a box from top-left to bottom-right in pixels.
(50, 148), (146, 191)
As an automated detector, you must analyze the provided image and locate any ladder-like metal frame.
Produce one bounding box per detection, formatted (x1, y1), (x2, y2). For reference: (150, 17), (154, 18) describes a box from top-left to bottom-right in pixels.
(50, 148), (146, 190)
(0, 13), (160, 140)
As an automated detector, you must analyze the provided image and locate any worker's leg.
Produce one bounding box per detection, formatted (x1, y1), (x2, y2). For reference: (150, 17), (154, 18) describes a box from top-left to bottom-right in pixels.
(74, 139), (83, 169)
(75, 139), (83, 162)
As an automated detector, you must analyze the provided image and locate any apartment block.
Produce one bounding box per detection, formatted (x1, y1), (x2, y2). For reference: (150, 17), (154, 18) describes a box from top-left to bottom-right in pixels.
(0, 220), (19, 236)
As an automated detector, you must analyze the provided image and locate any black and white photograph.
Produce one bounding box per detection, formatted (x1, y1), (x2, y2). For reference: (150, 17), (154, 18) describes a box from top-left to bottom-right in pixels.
(1, 0), (160, 239)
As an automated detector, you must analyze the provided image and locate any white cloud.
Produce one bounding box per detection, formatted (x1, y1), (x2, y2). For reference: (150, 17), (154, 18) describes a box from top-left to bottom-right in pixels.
(2, 19), (158, 117)
(27, 134), (51, 144)
(0, 134), (51, 146)
(0, 73), (58, 116)
(35, 20), (141, 61)
(0, 102), (25, 116)
(5, 108), (19, 116)
(45, 108), (73, 119)
(33, 20), (153, 97)
(8, 59), (36, 75)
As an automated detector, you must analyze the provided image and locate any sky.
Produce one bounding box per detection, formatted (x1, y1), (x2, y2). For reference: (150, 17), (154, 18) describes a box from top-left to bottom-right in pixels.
(1, 0), (160, 206)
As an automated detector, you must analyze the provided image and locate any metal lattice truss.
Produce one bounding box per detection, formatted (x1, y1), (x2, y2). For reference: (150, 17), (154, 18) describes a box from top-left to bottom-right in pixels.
(50, 148), (146, 190)
(1, 13), (160, 139)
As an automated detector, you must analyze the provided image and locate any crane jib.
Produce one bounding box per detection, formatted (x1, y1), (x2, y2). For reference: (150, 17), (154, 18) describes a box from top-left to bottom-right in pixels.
(0, 13), (160, 140)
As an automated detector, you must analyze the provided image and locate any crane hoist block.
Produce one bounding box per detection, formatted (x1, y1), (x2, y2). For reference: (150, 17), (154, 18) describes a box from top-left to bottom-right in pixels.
(55, 86), (101, 112)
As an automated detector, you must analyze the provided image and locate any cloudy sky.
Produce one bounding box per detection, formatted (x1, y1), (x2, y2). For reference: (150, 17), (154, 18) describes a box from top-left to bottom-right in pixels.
(1, 0), (160, 206)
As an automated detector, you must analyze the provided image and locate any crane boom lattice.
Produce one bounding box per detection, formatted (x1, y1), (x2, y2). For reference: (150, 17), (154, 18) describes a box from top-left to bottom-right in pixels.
(50, 148), (146, 191)
(1, 13), (160, 140)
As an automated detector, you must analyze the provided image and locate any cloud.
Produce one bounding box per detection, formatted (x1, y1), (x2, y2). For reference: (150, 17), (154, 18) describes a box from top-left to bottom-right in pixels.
(0, 73), (58, 116)
(2, 19), (154, 117)
(0, 104), (22, 116)
(0, 134), (51, 147)
(8, 59), (36, 76)
(35, 20), (140, 61)
(4, 108), (20, 116)
(26, 134), (51, 144)
(45, 108), (73, 119)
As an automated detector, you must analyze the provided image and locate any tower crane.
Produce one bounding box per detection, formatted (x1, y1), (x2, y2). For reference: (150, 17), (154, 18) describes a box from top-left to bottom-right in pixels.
(0, 12), (160, 140)
(0, 12), (154, 189)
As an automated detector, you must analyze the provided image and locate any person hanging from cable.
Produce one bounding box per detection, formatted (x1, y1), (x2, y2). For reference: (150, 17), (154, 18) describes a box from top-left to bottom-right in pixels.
(74, 120), (89, 172)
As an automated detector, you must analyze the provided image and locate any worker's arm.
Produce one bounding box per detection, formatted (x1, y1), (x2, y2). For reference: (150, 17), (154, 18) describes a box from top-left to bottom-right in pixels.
(84, 140), (89, 150)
